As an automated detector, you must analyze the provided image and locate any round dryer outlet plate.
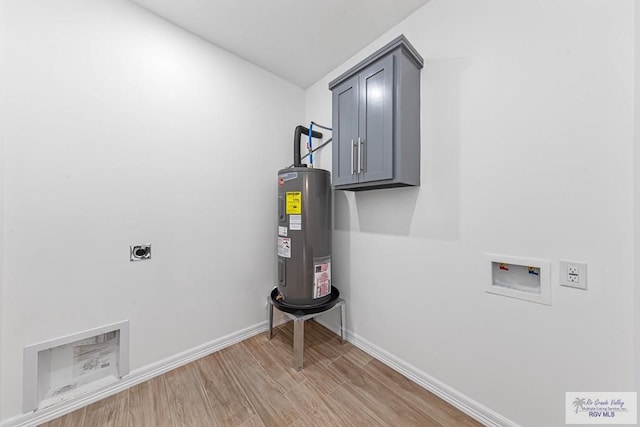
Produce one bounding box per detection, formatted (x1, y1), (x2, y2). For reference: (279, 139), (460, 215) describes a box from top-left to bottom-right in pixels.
(130, 244), (151, 261)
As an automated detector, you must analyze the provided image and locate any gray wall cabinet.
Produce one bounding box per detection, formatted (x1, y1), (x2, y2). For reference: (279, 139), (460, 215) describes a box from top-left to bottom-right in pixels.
(329, 35), (423, 191)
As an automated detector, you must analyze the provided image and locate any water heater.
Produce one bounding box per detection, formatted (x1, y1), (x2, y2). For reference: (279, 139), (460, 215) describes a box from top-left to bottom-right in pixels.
(276, 126), (332, 308)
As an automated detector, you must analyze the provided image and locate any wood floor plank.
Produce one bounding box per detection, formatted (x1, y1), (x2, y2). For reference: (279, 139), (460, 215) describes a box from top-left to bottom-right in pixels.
(164, 364), (216, 427)
(196, 351), (257, 426)
(332, 356), (442, 427)
(82, 391), (129, 427)
(326, 382), (386, 427)
(339, 342), (373, 368)
(274, 322), (345, 395)
(242, 333), (305, 394)
(304, 320), (335, 339)
(127, 375), (172, 427)
(37, 417), (59, 427)
(37, 407), (86, 427)
(363, 358), (483, 427)
(307, 320), (351, 356)
(300, 349), (346, 396)
(302, 321), (348, 363)
(265, 324), (299, 364)
(285, 322), (342, 366)
(37, 418), (59, 427)
(238, 414), (266, 427)
(218, 342), (302, 427)
(284, 380), (345, 427)
(279, 320), (346, 365)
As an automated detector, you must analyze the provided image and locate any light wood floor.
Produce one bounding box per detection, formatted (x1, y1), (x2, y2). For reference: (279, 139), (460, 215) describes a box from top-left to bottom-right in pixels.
(40, 321), (482, 427)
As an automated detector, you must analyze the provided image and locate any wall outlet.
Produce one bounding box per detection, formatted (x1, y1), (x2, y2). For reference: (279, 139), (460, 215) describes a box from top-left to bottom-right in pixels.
(560, 259), (587, 290)
(567, 273), (579, 283)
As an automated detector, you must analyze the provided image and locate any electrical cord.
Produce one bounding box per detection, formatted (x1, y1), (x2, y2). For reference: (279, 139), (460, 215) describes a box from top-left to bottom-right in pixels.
(310, 121), (332, 131)
(287, 138), (332, 168)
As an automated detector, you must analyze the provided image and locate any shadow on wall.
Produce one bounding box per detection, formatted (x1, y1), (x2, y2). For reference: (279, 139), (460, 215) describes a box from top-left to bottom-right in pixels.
(334, 190), (354, 232)
(334, 187), (419, 235)
(355, 187), (419, 235)
(333, 57), (466, 240)
(321, 191), (353, 330)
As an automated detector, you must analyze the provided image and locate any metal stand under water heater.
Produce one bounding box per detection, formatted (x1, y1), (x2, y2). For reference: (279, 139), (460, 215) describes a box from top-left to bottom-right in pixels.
(276, 126), (333, 308)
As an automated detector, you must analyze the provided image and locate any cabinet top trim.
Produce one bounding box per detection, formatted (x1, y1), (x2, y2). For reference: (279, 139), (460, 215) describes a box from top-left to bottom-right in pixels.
(328, 34), (423, 90)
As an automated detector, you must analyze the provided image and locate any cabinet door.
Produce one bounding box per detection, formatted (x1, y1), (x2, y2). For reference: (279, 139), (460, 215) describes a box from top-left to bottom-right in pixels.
(332, 75), (359, 186)
(358, 55), (394, 183)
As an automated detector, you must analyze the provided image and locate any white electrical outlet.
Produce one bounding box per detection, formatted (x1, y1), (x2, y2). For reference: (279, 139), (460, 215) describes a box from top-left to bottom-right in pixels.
(560, 260), (587, 290)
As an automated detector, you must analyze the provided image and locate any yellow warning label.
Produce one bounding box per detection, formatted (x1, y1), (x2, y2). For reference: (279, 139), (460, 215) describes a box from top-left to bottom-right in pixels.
(286, 192), (302, 214)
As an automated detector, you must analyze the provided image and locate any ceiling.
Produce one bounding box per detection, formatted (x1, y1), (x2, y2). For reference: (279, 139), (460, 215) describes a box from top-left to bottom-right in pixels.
(129, 0), (429, 88)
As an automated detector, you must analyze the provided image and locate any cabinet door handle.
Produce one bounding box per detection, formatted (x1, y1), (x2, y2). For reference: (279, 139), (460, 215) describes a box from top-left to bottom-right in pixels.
(351, 139), (356, 175)
(358, 137), (364, 173)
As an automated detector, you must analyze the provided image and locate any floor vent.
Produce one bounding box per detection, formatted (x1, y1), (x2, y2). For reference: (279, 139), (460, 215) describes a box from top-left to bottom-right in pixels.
(23, 320), (129, 412)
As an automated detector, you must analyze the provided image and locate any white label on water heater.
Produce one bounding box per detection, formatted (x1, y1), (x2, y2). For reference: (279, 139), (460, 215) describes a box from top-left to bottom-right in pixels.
(313, 259), (331, 299)
(289, 215), (302, 231)
(277, 237), (291, 258)
(278, 226), (287, 236)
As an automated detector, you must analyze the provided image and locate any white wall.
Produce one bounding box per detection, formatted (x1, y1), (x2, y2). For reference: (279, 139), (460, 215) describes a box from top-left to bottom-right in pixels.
(0, 0), (5, 421)
(307, 1), (635, 426)
(0, 0), (304, 420)
(635, 0), (640, 402)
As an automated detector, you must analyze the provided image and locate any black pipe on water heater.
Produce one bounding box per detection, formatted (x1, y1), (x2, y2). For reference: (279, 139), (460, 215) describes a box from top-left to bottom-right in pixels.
(293, 125), (322, 167)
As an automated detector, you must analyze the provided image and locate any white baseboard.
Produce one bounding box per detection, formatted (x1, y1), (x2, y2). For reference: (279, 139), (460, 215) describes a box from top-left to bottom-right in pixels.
(314, 318), (520, 427)
(2, 322), (267, 427)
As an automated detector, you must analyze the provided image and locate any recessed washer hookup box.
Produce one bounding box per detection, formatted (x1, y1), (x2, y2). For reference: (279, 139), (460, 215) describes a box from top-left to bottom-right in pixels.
(485, 254), (551, 305)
